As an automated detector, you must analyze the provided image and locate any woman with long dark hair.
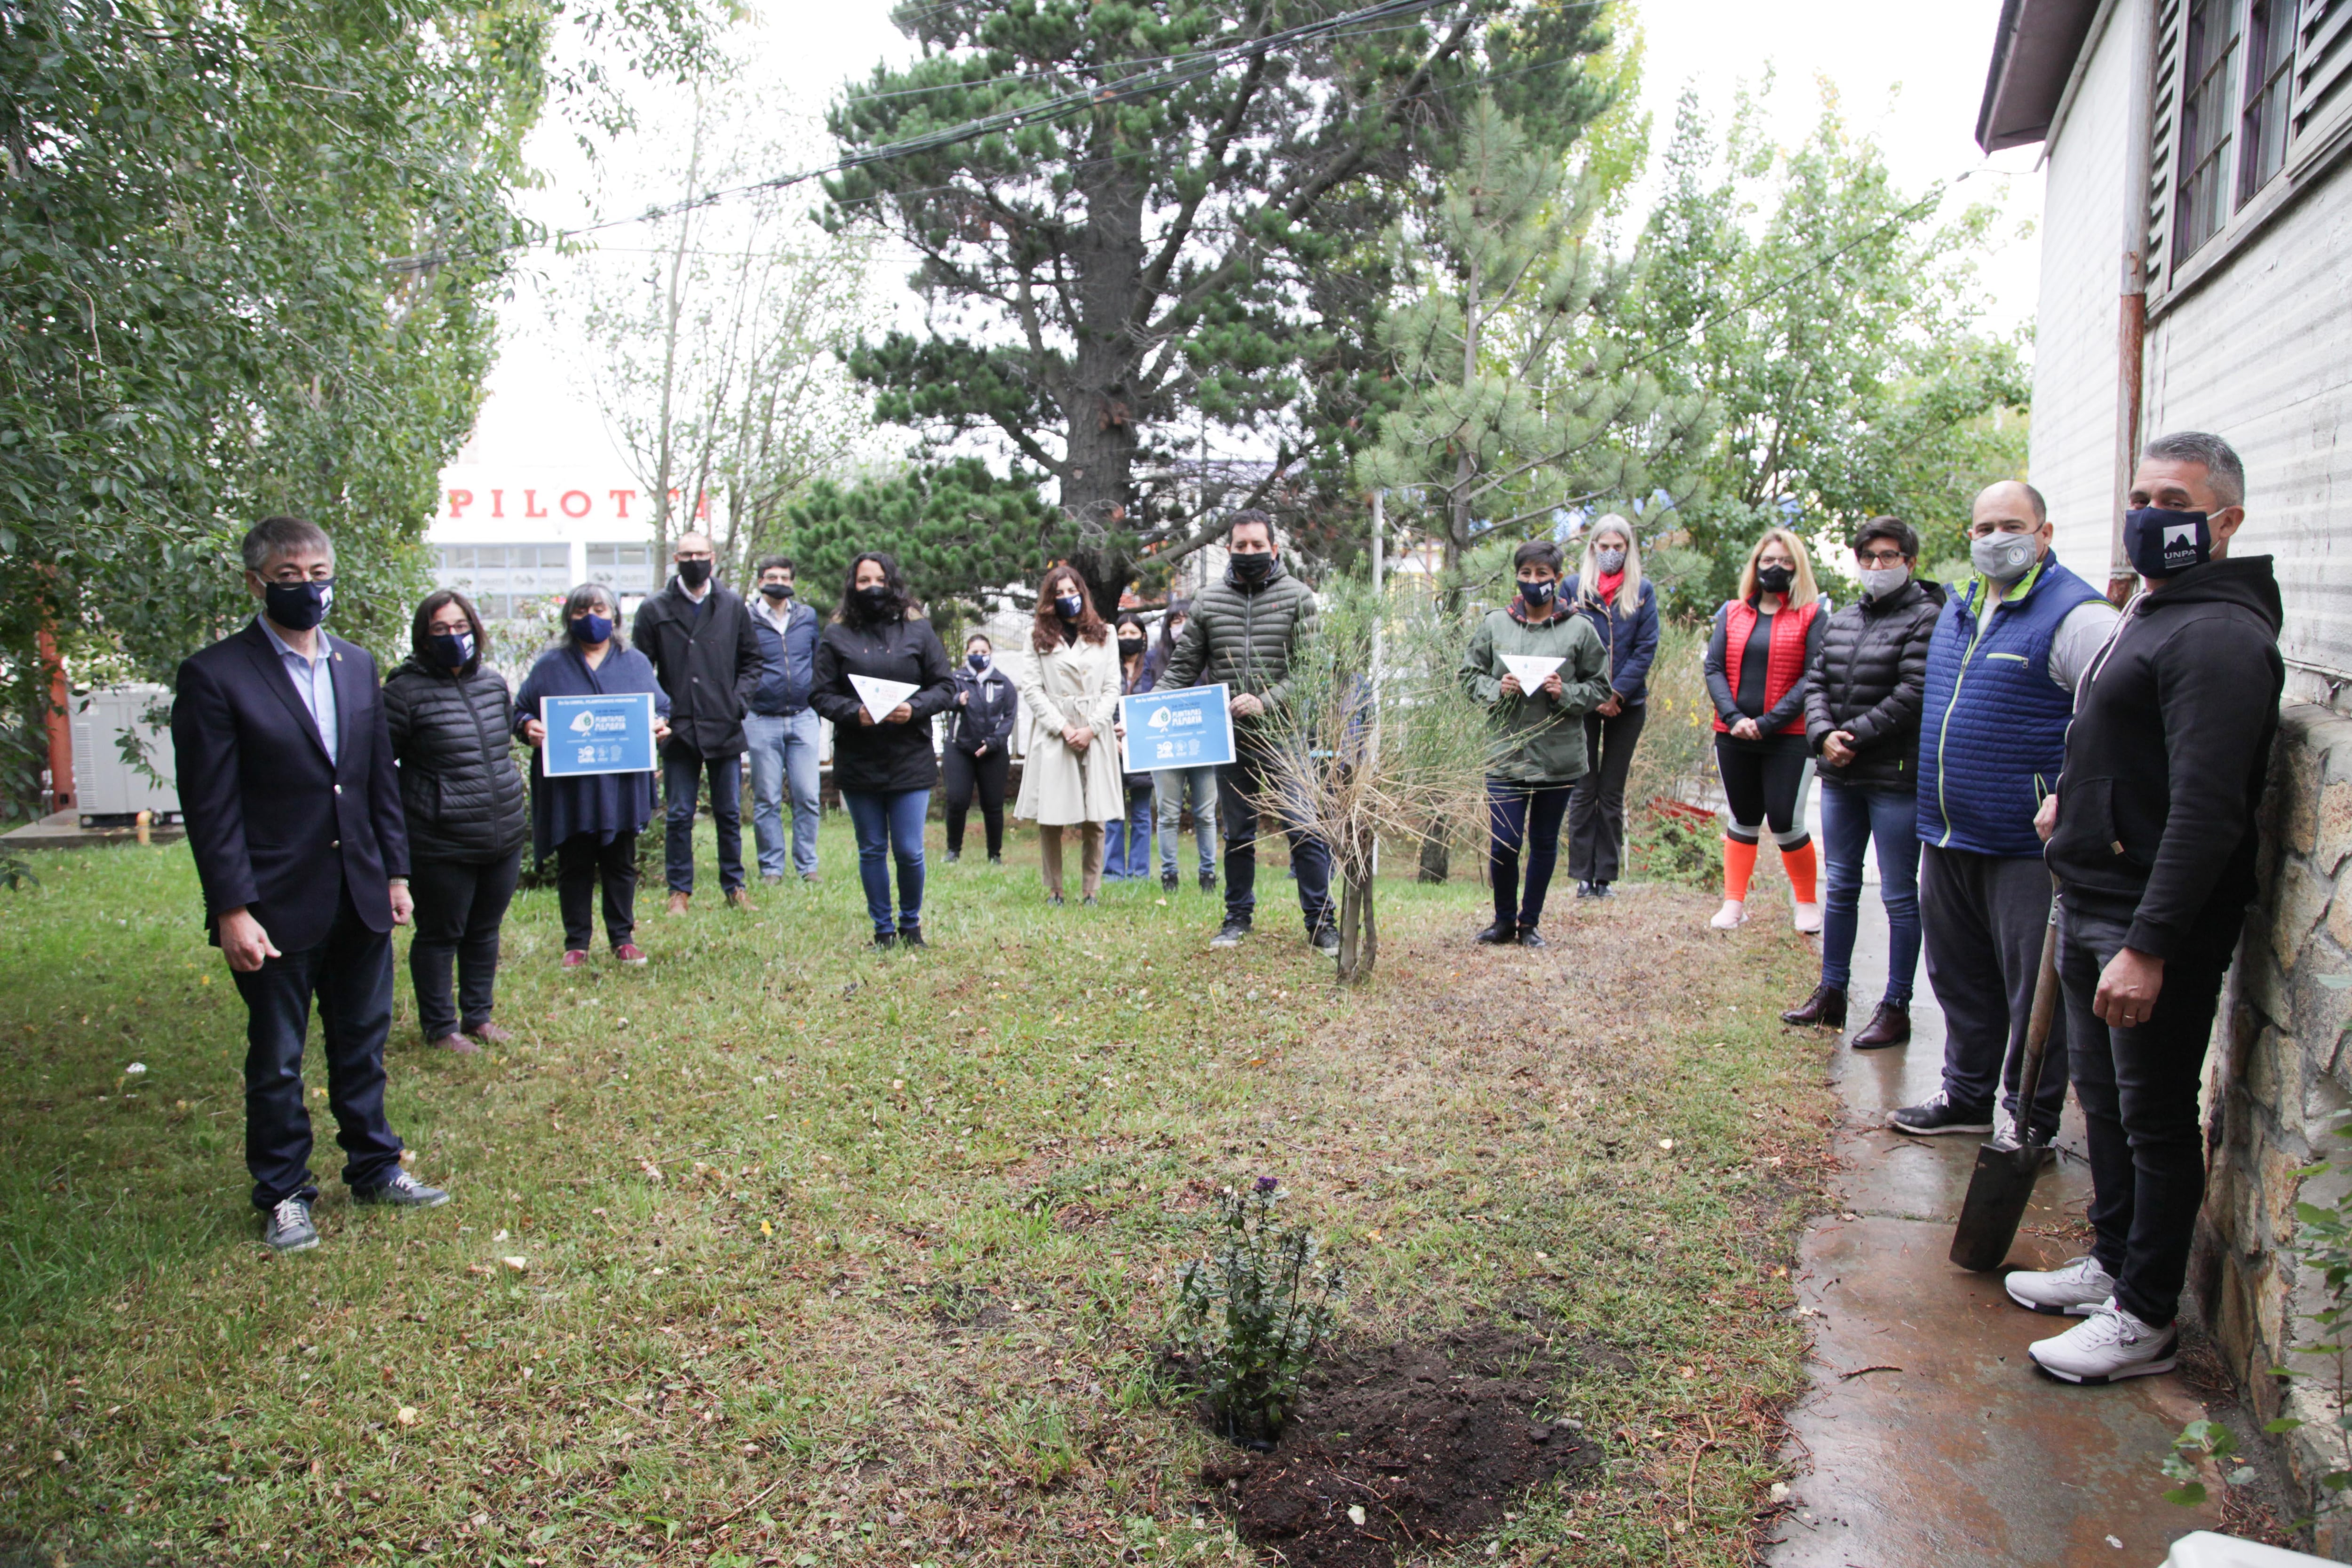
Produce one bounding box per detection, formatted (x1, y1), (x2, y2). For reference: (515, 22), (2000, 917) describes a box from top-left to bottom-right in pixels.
(384, 590), (528, 1051)
(514, 584), (671, 967)
(1104, 612), (1158, 880)
(1012, 565), (1123, 905)
(808, 552), (956, 947)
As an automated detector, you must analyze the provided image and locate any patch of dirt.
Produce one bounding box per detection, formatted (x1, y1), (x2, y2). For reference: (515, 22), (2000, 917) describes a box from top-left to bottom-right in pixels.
(1199, 1326), (1602, 1568)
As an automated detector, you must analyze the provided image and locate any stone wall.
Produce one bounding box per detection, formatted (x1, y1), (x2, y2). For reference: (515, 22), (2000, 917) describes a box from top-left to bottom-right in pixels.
(2196, 700), (2352, 1552)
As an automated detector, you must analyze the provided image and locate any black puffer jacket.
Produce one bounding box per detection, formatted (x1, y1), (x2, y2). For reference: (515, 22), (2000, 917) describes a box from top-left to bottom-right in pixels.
(1158, 557), (1316, 734)
(1802, 578), (1945, 790)
(383, 660), (528, 861)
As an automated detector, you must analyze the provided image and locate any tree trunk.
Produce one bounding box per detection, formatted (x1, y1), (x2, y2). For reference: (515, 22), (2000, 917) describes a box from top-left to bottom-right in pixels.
(1416, 825), (1450, 884)
(1335, 861), (1378, 983)
(1058, 130), (1150, 619)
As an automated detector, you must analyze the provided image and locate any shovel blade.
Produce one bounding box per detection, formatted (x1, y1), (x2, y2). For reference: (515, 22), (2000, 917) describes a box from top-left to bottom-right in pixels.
(1949, 1140), (2044, 1272)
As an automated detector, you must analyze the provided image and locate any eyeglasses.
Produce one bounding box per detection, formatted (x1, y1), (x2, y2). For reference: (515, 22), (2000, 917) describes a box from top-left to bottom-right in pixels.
(1856, 549), (1907, 566)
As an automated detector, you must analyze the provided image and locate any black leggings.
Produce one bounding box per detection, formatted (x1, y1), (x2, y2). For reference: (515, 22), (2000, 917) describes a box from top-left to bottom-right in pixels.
(1714, 734), (1812, 849)
(942, 747), (1009, 857)
(557, 830), (639, 952)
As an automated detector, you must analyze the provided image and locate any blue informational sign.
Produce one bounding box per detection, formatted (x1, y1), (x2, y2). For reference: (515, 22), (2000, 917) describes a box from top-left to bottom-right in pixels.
(1120, 682), (1238, 772)
(541, 692), (658, 778)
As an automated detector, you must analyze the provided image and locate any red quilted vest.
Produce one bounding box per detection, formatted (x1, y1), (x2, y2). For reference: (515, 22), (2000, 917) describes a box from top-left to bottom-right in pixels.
(1715, 597), (1817, 737)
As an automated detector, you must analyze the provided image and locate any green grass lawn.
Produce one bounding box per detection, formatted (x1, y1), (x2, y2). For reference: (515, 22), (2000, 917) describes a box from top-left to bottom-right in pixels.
(0, 819), (1832, 1567)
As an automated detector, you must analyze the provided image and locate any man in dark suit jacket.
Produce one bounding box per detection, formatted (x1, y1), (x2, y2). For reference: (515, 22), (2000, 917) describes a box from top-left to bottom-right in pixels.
(172, 515), (450, 1253)
(631, 530), (763, 914)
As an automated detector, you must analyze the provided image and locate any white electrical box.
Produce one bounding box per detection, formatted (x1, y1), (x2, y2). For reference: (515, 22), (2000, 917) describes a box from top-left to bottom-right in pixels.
(70, 684), (181, 825)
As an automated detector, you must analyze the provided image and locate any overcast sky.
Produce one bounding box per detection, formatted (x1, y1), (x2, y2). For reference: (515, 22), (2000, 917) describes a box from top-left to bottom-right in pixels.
(464, 0), (2046, 478)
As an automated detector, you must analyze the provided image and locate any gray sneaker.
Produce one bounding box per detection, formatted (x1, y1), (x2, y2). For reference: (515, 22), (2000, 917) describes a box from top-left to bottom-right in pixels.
(263, 1196), (319, 1253)
(1211, 918), (1250, 949)
(1310, 925), (1341, 955)
(354, 1168), (450, 1209)
(2005, 1255), (2117, 1316)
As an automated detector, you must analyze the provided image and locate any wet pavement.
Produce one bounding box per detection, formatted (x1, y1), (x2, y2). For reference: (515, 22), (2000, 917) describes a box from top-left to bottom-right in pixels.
(1763, 879), (2223, 1566)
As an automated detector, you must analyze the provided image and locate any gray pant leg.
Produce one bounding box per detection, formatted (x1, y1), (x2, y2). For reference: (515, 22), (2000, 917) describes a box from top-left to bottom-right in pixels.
(1922, 844), (2066, 1124)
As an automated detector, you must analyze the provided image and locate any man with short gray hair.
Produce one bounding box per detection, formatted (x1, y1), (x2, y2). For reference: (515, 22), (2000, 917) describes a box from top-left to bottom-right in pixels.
(173, 516), (449, 1253)
(2011, 431), (2283, 1384)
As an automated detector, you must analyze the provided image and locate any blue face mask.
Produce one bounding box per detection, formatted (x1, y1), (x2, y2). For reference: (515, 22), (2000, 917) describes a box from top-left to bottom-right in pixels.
(568, 613), (612, 645)
(968, 653), (989, 672)
(2122, 506), (2214, 578)
(1056, 594), (1084, 620)
(1518, 578), (1556, 608)
(263, 577), (334, 631)
(429, 630), (475, 670)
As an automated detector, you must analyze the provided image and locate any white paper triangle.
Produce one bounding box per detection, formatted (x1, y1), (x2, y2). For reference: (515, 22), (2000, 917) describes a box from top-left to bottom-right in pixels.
(849, 674), (921, 723)
(1499, 654), (1564, 692)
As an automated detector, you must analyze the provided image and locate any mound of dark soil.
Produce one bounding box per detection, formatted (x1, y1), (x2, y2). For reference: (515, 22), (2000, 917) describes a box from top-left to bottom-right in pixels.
(1199, 1326), (1602, 1568)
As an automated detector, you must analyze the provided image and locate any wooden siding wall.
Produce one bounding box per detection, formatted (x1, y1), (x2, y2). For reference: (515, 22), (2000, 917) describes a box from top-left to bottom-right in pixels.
(2028, 0), (2142, 573)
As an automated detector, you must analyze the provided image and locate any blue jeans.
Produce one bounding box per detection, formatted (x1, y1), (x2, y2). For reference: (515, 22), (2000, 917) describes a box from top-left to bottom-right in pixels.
(744, 710), (821, 879)
(1105, 784), (1155, 877)
(1486, 778), (1572, 932)
(1817, 780), (1919, 1004)
(663, 744), (744, 895)
(1156, 766), (1218, 877)
(842, 788), (928, 934)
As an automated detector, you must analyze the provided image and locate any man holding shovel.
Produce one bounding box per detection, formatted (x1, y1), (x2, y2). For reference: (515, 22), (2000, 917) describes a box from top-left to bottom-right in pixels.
(2012, 432), (2283, 1383)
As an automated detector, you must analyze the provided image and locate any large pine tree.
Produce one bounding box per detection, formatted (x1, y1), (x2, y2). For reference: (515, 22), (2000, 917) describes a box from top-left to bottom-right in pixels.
(824, 0), (1618, 611)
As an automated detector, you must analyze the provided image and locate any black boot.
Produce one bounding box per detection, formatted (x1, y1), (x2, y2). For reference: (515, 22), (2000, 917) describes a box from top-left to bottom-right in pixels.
(1474, 921), (1518, 945)
(1780, 983), (1847, 1029)
(1848, 1001), (1911, 1050)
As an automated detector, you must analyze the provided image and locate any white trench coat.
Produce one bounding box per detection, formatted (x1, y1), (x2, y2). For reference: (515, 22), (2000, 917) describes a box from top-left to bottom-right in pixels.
(1013, 632), (1125, 826)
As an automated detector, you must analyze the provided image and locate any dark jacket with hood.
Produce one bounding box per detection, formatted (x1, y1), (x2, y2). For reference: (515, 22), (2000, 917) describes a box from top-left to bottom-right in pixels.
(1803, 577), (1947, 791)
(1160, 559), (1315, 735)
(2046, 556), (2284, 960)
(631, 577), (763, 757)
(383, 657), (528, 861)
(949, 662), (1018, 756)
(809, 606), (958, 795)
(1561, 574), (1662, 706)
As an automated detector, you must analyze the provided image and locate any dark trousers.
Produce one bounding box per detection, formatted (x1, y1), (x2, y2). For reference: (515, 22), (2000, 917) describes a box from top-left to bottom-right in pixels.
(662, 743), (743, 895)
(1488, 778), (1573, 932)
(1920, 844), (2067, 1130)
(557, 830), (639, 952)
(405, 849), (520, 1040)
(230, 880), (404, 1210)
(1567, 704), (1648, 883)
(1217, 746), (1332, 933)
(942, 747), (1009, 858)
(2061, 899), (2232, 1326)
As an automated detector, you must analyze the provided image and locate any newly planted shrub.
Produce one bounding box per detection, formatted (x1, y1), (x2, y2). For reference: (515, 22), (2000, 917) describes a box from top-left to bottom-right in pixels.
(1172, 1178), (1344, 1446)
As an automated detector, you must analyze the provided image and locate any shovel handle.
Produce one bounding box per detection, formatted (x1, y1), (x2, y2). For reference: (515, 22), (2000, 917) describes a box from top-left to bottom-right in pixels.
(2010, 892), (2063, 1148)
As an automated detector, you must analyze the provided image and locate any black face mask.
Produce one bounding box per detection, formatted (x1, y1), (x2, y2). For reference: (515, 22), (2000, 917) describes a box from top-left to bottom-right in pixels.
(676, 558), (713, 589)
(1118, 637), (1145, 657)
(1756, 564), (1794, 596)
(856, 584), (895, 613)
(759, 582), (791, 601)
(429, 630), (475, 670)
(1232, 552), (1273, 585)
(262, 577), (334, 631)
(2122, 506), (2215, 578)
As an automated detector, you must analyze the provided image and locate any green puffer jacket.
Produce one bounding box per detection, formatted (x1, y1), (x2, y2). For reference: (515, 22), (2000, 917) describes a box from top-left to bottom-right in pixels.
(1461, 602), (1609, 785)
(1159, 557), (1317, 733)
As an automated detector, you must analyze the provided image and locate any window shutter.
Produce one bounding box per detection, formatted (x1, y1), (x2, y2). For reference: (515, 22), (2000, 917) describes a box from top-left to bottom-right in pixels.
(2146, 0), (2188, 290)
(2291, 0), (2352, 159)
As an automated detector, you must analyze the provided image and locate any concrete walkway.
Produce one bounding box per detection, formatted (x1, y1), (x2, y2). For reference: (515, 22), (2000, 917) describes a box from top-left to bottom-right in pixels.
(1764, 857), (2223, 1565)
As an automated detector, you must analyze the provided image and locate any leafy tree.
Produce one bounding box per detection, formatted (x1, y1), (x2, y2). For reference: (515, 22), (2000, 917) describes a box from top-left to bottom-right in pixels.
(1354, 93), (1710, 578)
(0, 0), (719, 818)
(1623, 84), (2030, 613)
(782, 459), (1062, 630)
(823, 0), (1619, 614)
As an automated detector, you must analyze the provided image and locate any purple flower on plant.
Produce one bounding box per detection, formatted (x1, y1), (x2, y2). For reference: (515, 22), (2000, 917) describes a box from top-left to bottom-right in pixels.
(1255, 1176), (1279, 1194)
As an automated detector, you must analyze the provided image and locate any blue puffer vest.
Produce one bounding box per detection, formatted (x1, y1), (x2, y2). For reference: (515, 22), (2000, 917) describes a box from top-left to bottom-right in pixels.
(1915, 553), (2103, 856)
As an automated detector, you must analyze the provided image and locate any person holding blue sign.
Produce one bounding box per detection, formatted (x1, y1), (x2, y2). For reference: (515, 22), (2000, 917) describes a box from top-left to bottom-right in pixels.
(809, 552), (957, 947)
(1146, 603), (1218, 895)
(515, 585), (671, 968)
(1159, 510), (1334, 952)
(1104, 613), (1159, 880)
(1460, 540), (1610, 949)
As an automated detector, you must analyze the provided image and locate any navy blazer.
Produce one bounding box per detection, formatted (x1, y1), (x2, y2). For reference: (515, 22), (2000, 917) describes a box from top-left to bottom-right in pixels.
(172, 619), (409, 947)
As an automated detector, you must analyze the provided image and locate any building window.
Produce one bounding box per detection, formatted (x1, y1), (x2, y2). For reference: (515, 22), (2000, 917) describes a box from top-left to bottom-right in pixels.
(585, 542), (657, 598)
(435, 544), (570, 621)
(2239, 0), (2297, 199)
(2177, 0), (2244, 258)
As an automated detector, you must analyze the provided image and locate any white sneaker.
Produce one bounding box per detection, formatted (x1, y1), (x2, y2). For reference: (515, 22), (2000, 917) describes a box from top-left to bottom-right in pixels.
(1792, 900), (1823, 933)
(1709, 899), (1748, 930)
(2028, 1299), (2177, 1384)
(2005, 1255), (2116, 1316)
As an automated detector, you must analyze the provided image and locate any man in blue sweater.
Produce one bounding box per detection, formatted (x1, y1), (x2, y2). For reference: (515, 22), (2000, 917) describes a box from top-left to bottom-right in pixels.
(745, 556), (823, 883)
(1893, 480), (2117, 1141)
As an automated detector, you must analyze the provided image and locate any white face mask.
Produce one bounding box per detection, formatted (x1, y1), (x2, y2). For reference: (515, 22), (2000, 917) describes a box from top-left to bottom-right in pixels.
(1859, 565), (1911, 599)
